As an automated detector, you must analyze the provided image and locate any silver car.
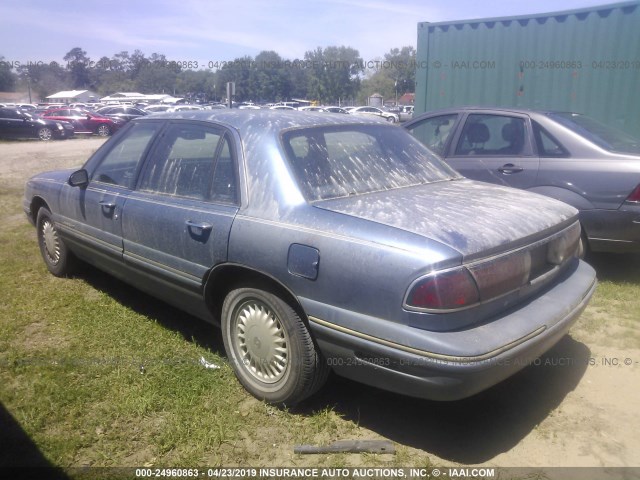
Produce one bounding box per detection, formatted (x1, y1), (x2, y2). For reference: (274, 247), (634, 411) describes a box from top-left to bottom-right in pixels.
(349, 106), (399, 123)
(24, 110), (596, 405)
(404, 107), (640, 254)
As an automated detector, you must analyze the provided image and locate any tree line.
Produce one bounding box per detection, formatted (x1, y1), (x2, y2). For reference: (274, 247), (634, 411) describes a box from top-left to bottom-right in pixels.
(0, 46), (416, 105)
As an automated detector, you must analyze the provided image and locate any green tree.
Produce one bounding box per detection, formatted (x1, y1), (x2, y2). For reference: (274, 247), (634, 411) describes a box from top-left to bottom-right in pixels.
(252, 51), (291, 102)
(0, 56), (17, 91)
(63, 47), (91, 89)
(304, 46), (363, 104)
(175, 69), (217, 102)
(359, 46), (416, 104)
(217, 55), (256, 102)
(134, 53), (180, 94)
(17, 62), (68, 99)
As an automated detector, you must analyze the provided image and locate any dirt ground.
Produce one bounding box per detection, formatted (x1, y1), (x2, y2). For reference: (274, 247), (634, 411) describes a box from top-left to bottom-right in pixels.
(2, 137), (639, 472)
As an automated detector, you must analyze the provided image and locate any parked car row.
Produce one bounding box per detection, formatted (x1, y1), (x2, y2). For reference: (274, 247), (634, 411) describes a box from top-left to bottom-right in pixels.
(42, 108), (126, 136)
(0, 107), (75, 140)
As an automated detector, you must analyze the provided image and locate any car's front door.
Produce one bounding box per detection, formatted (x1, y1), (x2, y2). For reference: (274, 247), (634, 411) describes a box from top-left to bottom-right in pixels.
(58, 121), (163, 271)
(404, 113), (460, 157)
(446, 113), (540, 189)
(0, 108), (31, 137)
(121, 122), (239, 296)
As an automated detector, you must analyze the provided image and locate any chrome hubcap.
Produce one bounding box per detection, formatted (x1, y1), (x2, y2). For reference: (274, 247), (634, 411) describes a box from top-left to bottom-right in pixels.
(41, 220), (60, 264)
(234, 300), (288, 383)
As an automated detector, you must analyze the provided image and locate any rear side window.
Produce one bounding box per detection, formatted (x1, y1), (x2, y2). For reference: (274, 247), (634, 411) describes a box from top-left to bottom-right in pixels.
(532, 121), (569, 157)
(139, 123), (237, 203)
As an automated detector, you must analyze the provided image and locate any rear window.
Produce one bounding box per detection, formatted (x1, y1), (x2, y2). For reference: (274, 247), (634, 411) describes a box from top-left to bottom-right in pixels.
(281, 125), (458, 201)
(548, 113), (640, 155)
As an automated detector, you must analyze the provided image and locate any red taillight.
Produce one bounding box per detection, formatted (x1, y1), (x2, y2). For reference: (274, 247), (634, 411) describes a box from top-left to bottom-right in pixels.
(468, 250), (531, 299)
(406, 267), (480, 311)
(626, 184), (640, 203)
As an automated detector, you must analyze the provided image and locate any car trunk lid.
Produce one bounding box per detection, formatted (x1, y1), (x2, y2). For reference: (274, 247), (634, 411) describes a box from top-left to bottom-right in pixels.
(313, 178), (578, 260)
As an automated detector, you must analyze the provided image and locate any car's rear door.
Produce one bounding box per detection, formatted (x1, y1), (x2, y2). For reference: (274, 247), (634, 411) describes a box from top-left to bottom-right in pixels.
(121, 121), (239, 296)
(446, 112), (540, 189)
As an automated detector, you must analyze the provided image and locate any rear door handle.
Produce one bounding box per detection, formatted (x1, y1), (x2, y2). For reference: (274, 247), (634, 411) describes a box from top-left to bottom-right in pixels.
(99, 200), (116, 209)
(498, 163), (524, 174)
(185, 220), (213, 234)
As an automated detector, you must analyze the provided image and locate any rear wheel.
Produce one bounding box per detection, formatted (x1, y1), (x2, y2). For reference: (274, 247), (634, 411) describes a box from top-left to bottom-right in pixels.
(36, 207), (77, 276)
(221, 287), (329, 406)
(38, 127), (53, 141)
(96, 125), (110, 136)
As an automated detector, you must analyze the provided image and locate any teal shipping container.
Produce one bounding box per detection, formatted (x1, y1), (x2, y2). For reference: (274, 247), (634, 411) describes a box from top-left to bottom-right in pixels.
(415, 1), (640, 136)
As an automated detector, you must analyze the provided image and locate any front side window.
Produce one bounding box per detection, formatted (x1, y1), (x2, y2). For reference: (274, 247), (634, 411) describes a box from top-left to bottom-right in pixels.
(0, 108), (21, 119)
(282, 125), (458, 201)
(92, 122), (161, 188)
(455, 114), (527, 156)
(139, 123), (236, 202)
(406, 114), (458, 156)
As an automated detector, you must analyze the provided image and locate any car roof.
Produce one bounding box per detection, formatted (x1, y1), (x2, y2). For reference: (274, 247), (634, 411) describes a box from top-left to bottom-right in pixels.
(138, 109), (387, 134)
(415, 106), (570, 117)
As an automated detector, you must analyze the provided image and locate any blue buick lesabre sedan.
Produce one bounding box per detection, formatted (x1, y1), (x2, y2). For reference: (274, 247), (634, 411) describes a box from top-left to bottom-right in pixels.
(24, 110), (597, 405)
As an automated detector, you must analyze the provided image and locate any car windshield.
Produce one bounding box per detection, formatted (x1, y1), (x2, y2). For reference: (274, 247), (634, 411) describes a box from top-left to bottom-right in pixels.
(282, 124), (459, 201)
(548, 112), (640, 154)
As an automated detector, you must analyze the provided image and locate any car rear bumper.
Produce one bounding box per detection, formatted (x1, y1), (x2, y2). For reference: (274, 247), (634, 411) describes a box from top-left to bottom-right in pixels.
(306, 259), (597, 401)
(581, 205), (640, 253)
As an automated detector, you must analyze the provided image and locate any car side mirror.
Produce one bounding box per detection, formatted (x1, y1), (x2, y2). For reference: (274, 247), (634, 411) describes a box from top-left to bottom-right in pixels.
(86, 115), (91, 120)
(68, 169), (89, 188)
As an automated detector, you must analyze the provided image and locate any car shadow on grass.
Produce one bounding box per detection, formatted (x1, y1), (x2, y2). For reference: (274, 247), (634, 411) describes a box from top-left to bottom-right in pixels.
(586, 252), (640, 284)
(73, 267), (226, 356)
(0, 402), (70, 478)
(295, 335), (591, 464)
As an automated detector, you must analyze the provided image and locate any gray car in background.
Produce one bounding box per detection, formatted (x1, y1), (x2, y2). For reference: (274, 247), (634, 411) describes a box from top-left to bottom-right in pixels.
(404, 107), (640, 254)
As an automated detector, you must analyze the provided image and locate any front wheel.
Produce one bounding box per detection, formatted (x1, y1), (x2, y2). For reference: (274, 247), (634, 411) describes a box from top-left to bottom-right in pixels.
(386, 116), (397, 123)
(221, 287), (329, 406)
(36, 207), (77, 276)
(38, 127), (53, 141)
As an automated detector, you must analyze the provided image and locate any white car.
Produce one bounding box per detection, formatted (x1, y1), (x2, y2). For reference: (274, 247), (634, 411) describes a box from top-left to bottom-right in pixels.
(349, 106), (399, 123)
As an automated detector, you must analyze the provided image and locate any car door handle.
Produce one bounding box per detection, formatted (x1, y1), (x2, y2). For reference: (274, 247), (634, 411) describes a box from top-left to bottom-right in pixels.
(185, 220), (213, 232)
(99, 200), (116, 209)
(498, 163), (524, 174)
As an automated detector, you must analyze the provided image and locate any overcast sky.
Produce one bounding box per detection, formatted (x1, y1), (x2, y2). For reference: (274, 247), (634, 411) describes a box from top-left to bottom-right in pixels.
(0, 0), (618, 65)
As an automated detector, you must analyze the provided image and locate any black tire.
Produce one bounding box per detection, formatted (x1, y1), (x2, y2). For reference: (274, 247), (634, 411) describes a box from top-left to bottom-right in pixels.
(38, 127), (53, 141)
(36, 207), (76, 277)
(386, 116), (396, 123)
(221, 287), (329, 406)
(96, 125), (110, 137)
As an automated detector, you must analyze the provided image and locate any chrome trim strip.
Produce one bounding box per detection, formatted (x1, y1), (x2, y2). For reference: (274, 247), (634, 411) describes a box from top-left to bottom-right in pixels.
(124, 250), (202, 284)
(309, 316), (546, 363)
